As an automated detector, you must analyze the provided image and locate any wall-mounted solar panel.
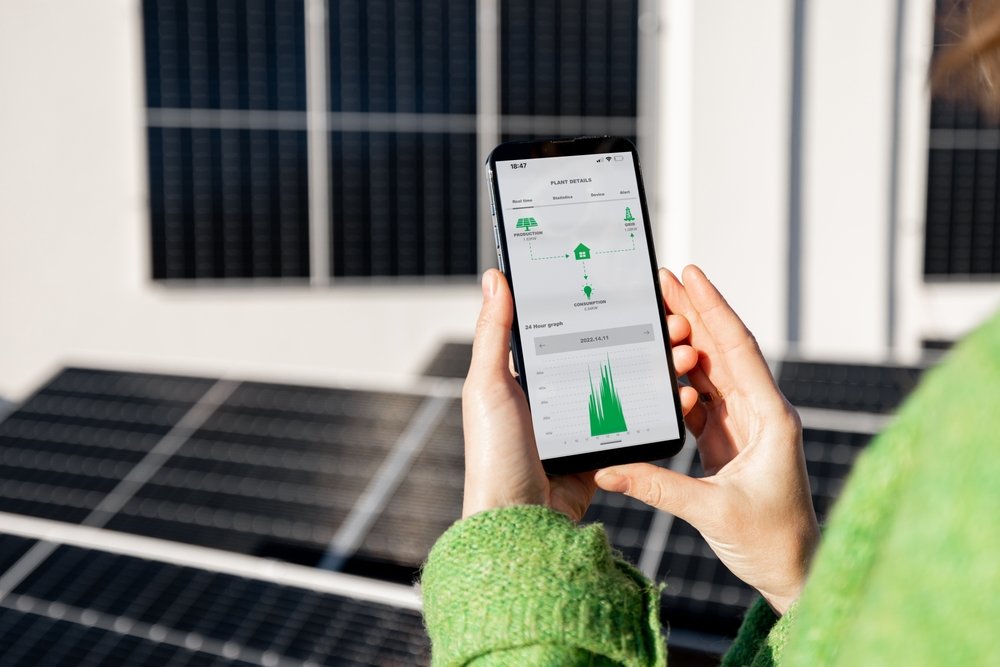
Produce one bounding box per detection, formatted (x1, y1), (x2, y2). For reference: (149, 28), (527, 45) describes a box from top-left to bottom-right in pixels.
(0, 368), (215, 524)
(143, 0), (310, 281)
(329, 0), (478, 277)
(500, 0), (639, 142)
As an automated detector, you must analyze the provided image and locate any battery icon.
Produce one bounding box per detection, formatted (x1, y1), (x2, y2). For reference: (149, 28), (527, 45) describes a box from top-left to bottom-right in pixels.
(614, 155), (624, 161)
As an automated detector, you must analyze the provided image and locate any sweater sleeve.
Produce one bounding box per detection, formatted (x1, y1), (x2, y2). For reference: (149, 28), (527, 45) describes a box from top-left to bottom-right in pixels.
(421, 505), (666, 667)
(721, 598), (798, 667)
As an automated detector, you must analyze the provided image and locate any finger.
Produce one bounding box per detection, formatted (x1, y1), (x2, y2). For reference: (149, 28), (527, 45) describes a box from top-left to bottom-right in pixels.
(508, 351), (519, 378)
(468, 270), (514, 378)
(681, 265), (777, 397)
(596, 463), (711, 526)
(684, 399), (708, 437)
(672, 344), (698, 377)
(661, 268), (724, 366)
(660, 268), (696, 319)
(667, 313), (690, 345)
(685, 362), (721, 400)
(679, 385), (699, 417)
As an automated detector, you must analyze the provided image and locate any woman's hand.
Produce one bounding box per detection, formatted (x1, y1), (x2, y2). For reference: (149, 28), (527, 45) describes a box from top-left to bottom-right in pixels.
(462, 269), (701, 521)
(596, 266), (820, 615)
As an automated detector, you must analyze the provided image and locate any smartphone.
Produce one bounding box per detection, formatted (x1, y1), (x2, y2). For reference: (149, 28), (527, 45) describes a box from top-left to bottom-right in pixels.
(486, 136), (685, 475)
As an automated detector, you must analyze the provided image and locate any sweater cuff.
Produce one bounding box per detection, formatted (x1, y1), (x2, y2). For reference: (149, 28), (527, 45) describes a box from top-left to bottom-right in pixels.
(722, 597), (799, 667)
(421, 505), (666, 667)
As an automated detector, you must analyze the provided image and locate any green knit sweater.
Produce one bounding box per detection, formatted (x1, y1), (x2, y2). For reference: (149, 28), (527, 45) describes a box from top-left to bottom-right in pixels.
(422, 313), (1000, 666)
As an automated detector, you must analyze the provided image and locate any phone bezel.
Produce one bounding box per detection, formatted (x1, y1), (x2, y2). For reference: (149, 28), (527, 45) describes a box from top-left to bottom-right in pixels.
(486, 136), (686, 475)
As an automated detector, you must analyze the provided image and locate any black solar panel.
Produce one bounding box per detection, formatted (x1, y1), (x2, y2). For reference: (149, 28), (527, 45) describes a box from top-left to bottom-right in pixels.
(1, 542), (429, 666)
(0, 368), (215, 523)
(142, 0), (311, 281)
(105, 381), (423, 561)
(330, 131), (478, 277)
(328, 0), (479, 278)
(802, 428), (870, 520)
(147, 126), (311, 281)
(355, 400), (463, 572)
(0, 534), (37, 574)
(501, 0), (638, 118)
(777, 360), (923, 413)
(142, 0), (307, 111)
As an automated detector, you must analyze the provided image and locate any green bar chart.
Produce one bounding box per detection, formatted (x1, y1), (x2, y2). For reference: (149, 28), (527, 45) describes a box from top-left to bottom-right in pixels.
(588, 356), (628, 436)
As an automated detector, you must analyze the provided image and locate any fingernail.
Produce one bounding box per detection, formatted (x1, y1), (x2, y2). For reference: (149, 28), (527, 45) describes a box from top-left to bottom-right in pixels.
(482, 270), (498, 299)
(595, 470), (626, 492)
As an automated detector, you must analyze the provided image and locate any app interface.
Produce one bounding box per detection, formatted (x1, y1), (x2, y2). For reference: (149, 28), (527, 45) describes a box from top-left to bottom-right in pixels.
(494, 151), (681, 460)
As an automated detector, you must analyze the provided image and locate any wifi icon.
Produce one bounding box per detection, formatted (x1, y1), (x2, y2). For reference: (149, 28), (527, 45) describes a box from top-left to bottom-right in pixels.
(605, 156), (612, 162)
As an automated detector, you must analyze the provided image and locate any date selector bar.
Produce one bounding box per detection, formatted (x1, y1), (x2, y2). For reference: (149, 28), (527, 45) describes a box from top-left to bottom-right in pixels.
(533, 323), (655, 356)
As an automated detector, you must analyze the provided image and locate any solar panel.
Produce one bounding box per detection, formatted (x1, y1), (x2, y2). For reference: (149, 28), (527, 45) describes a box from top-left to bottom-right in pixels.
(500, 0), (638, 117)
(777, 360), (923, 413)
(0, 537), (428, 666)
(142, 0), (311, 281)
(328, 0), (479, 277)
(103, 381), (424, 561)
(354, 400), (463, 573)
(0, 368), (215, 523)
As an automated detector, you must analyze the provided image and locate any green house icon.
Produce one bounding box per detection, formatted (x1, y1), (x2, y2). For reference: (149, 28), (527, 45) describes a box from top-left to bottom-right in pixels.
(574, 243), (591, 260)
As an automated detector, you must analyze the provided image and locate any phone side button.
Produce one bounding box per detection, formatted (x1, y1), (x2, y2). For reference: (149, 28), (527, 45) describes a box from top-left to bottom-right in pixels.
(496, 248), (506, 272)
(493, 224), (501, 249)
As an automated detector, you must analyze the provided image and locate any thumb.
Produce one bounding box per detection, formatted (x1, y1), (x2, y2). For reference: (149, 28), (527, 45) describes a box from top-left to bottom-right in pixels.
(469, 269), (514, 377)
(596, 463), (711, 527)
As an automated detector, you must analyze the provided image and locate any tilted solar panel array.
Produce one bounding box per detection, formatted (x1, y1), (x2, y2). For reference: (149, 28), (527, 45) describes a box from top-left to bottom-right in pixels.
(0, 368), (433, 665)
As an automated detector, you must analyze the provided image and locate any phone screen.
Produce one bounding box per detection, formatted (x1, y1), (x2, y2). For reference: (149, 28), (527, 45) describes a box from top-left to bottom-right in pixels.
(493, 149), (682, 462)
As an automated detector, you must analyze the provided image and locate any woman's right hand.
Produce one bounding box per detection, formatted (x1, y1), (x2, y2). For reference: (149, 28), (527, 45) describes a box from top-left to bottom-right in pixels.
(596, 265), (820, 615)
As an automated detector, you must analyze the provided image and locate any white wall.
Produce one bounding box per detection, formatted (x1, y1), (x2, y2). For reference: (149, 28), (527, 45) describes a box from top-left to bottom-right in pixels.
(798, 0), (898, 360)
(660, 0), (792, 357)
(0, 0), (483, 401)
